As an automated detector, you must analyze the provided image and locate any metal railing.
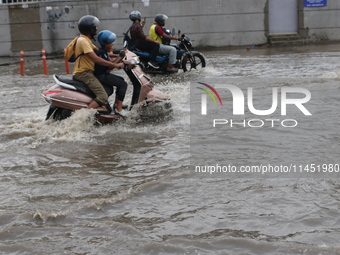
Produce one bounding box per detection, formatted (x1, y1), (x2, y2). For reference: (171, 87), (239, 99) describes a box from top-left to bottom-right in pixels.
(1, 0), (81, 4)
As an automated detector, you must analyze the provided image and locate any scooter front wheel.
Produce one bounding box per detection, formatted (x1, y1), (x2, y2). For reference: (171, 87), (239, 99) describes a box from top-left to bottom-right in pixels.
(181, 52), (206, 72)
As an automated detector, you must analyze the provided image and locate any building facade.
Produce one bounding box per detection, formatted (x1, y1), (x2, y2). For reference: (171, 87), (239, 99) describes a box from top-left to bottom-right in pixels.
(0, 0), (338, 56)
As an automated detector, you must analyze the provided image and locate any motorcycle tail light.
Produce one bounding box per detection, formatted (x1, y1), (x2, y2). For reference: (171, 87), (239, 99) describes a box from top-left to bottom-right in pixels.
(44, 91), (62, 96)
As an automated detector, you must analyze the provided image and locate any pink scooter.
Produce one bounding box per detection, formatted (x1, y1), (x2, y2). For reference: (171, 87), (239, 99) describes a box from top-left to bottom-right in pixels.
(42, 50), (171, 123)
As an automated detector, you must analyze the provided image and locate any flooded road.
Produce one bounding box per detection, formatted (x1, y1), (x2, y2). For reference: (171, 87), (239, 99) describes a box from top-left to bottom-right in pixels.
(1, 44), (340, 254)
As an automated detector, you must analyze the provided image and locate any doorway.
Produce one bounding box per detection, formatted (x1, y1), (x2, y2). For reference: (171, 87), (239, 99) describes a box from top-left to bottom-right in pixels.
(269, 0), (298, 33)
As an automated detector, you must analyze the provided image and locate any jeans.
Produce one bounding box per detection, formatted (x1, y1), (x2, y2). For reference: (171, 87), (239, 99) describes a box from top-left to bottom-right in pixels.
(159, 44), (177, 65)
(96, 73), (127, 102)
(136, 41), (160, 62)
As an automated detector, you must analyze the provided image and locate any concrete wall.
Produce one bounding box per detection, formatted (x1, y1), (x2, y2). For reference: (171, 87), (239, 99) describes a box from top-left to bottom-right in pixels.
(0, 4), (11, 55)
(9, 4), (43, 52)
(302, 1), (340, 41)
(0, 0), (339, 57)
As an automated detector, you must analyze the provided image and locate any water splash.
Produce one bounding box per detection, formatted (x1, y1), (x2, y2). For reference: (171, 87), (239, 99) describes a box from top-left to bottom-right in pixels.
(0, 108), (98, 149)
(0, 78), (190, 150)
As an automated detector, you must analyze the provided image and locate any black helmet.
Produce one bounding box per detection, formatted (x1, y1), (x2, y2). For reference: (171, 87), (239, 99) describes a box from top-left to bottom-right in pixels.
(78, 15), (100, 38)
(155, 14), (168, 26)
(129, 11), (141, 22)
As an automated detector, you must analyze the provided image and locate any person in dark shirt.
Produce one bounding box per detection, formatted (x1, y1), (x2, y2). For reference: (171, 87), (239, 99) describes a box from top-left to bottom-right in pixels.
(94, 30), (129, 117)
(129, 11), (160, 69)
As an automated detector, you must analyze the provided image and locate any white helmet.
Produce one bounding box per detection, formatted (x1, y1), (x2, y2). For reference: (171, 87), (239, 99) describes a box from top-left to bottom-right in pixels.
(129, 11), (141, 22)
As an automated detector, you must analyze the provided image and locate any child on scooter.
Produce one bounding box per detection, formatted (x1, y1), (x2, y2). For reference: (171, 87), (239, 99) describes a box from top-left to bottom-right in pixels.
(94, 30), (129, 117)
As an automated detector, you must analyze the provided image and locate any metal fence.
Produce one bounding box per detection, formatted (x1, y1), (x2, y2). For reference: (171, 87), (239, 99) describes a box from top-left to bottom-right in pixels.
(1, 0), (82, 4)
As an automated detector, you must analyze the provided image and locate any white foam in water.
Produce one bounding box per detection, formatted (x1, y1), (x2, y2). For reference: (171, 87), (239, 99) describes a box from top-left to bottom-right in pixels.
(0, 108), (98, 149)
(320, 72), (339, 78)
(201, 65), (221, 77)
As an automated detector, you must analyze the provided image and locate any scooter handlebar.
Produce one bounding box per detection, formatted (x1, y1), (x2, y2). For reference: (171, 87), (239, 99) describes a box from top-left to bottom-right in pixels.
(122, 59), (136, 70)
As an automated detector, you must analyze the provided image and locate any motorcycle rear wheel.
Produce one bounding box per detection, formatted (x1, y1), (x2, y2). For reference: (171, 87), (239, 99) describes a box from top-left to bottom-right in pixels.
(181, 52), (206, 72)
(52, 107), (73, 121)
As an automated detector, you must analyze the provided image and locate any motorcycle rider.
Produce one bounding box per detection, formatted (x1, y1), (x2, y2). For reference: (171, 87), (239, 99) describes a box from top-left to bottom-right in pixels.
(95, 30), (129, 117)
(149, 14), (181, 72)
(129, 11), (160, 69)
(73, 15), (117, 109)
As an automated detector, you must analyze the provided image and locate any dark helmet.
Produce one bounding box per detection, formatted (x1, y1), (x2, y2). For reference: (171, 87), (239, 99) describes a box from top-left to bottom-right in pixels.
(98, 30), (116, 47)
(78, 15), (100, 38)
(129, 11), (141, 22)
(155, 14), (168, 26)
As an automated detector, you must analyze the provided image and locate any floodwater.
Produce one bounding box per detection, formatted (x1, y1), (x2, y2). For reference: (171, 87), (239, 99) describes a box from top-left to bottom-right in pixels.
(1, 44), (340, 254)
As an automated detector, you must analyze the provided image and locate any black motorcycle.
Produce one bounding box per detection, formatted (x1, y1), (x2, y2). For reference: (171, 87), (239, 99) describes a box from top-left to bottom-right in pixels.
(124, 29), (206, 74)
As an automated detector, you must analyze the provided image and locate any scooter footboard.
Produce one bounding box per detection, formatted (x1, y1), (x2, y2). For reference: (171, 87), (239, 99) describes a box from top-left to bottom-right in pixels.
(147, 89), (169, 101)
(129, 66), (155, 104)
(132, 66), (154, 88)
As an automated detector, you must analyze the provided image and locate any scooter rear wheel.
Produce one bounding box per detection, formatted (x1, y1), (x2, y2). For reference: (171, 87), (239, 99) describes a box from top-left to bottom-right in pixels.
(181, 52), (206, 72)
(52, 107), (73, 121)
(45, 105), (57, 120)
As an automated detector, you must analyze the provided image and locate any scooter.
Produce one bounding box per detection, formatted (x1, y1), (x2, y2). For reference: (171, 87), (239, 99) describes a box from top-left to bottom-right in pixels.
(41, 49), (171, 123)
(125, 29), (206, 74)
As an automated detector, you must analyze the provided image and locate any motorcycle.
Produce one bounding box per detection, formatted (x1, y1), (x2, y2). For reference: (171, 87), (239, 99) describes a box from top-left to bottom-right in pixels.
(41, 49), (171, 123)
(125, 29), (206, 74)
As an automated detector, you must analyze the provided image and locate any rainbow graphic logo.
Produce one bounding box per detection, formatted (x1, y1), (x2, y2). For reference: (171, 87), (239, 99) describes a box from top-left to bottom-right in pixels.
(196, 82), (222, 115)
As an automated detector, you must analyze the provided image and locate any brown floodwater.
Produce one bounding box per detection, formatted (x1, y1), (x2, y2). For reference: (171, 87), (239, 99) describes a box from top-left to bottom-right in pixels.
(1, 44), (340, 254)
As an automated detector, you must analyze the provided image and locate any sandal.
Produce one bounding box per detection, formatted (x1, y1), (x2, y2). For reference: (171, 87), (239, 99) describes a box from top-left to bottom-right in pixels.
(166, 67), (179, 72)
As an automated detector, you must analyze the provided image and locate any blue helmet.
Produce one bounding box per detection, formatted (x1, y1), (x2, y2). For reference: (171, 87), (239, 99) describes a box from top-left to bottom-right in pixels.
(98, 30), (116, 47)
